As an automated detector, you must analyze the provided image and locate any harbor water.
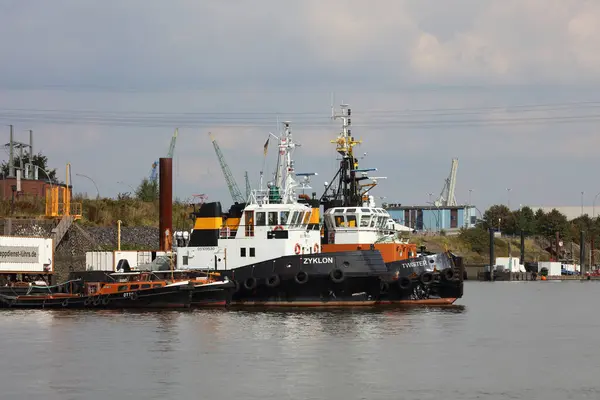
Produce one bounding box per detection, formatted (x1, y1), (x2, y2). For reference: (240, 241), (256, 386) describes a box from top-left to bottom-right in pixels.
(1, 281), (600, 400)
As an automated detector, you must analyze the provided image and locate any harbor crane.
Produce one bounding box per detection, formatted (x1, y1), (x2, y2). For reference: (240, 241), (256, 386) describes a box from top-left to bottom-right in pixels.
(208, 132), (245, 204)
(150, 128), (178, 183)
(435, 158), (458, 207)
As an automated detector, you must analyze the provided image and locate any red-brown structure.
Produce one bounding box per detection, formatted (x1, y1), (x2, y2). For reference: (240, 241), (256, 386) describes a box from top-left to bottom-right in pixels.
(159, 157), (173, 252)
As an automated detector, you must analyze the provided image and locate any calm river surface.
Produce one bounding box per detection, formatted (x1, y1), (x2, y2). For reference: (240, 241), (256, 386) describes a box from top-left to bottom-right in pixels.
(1, 281), (600, 400)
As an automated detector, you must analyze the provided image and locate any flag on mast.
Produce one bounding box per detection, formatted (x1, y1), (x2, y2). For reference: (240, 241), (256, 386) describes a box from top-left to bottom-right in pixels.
(263, 137), (269, 156)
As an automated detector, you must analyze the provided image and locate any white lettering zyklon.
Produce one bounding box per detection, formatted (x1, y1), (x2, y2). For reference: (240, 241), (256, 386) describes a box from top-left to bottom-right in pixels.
(303, 257), (334, 265)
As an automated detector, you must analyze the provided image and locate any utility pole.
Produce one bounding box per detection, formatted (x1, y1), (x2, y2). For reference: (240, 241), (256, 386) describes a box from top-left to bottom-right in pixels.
(8, 125), (14, 178)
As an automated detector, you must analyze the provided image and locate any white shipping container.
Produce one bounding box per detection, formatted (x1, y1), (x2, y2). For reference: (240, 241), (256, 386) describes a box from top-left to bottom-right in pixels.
(538, 261), (562, 276)
(86, 250), (172, 271)
(85, 251), (114, 271)
(0, 236), (54, 273)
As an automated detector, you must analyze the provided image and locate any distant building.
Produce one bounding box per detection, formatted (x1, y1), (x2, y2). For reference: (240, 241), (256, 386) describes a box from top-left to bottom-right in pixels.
(0, 176), (71, 201)
(383, 203), (478, 232)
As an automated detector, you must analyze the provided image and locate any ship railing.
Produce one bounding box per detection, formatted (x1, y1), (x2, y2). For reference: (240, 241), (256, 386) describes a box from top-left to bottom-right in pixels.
(248, 189), (284, 205)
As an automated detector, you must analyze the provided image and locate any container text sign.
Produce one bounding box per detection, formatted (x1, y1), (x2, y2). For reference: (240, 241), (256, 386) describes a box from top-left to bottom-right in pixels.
(0, 246), (39, 263)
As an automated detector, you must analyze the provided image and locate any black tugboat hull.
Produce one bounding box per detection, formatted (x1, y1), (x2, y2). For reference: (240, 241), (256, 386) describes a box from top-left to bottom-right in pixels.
(219, 250), (389, 307)
(379, 252), (464, 305)
(191, 281), (236, 307)
(0, 285), (194, 309)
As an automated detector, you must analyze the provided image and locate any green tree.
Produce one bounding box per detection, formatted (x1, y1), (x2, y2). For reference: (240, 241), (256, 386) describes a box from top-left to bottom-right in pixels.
(135, 178), (159, 202)
(482, 204), (512, 232)
(513, 206), (537, 234)
(537, 208), (569, 240)
(0, 151), (57, 180)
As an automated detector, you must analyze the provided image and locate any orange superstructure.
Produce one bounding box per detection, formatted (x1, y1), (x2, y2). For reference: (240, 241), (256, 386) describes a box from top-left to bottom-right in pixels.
(321, 242), (417, 263)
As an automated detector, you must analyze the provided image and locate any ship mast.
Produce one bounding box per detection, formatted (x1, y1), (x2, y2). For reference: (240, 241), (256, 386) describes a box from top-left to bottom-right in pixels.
(268, 121), (300, 204)
(321, 104), (369, 208)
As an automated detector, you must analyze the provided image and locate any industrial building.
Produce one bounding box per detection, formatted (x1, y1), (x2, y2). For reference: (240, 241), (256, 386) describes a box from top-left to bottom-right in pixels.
(383, 158), (477, 232)
(383, 204), (477, 232)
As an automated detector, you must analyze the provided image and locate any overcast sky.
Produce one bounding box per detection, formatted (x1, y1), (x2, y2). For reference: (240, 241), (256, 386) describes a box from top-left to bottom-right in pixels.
(1, 0), (600, 211)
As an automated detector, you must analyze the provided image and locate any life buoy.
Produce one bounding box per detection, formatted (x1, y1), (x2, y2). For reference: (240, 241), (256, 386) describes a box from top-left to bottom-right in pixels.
(329, 268), (345, 283)
(313, 243), (319, 253)
(244, 277), (257, 291)
(441, 268), (455, 281)
(294, 243), (301, 255)
(265, 274), (280, 288)
(398, 276), (411, 290)
(274, 225), (284, 231)
(295, 271), (309, 284)
(420, 272), (434, 285)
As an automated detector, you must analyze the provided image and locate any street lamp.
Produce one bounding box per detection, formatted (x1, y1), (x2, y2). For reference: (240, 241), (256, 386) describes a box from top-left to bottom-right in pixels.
(76, 173), (100, 199)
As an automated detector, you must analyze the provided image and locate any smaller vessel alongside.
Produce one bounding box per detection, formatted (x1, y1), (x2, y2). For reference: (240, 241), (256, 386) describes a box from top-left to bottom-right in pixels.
(0, 269), (234, 309)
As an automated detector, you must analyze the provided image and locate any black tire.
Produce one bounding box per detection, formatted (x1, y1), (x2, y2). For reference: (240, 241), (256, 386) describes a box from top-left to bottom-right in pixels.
(84, 297), (92, 306)
(61, 299), (69, 307)
(295, 271), (309, 284)
(442, 268), (455, 281)
(329, 268), (345, 283)
(93, 297), (101, 306)
(265, 274), (280, 288)
(243, 277), (257, 291)
(398, 276), (411, 290)
(130, 292), (139, 301)
(420, 272), (434, 285)
(101, 297), (110, 305)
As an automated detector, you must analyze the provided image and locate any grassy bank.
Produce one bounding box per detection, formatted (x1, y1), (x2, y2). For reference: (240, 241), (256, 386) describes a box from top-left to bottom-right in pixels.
(412, 231), (551, 265)
(0, 196), (194, 229)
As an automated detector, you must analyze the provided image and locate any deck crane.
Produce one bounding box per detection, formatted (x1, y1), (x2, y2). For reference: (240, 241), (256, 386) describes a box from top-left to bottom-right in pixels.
(149, 129), (178, 183)
(434, 158), (458, 207)
(208, 132), (245, 204)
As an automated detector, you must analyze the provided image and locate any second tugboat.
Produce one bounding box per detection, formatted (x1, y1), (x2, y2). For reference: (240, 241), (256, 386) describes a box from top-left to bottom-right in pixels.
(316, 104), (464, 305)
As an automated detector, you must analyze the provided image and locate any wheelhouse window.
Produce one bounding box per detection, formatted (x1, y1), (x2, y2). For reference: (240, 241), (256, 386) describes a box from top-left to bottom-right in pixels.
(291, 211), (301, 226)
(268, 212), (278, 226)
(335, 215), (346, 227)
(280, 211), (289, 226)
(360, 214), (371, 227)
(302, 211), (312, 225)
(346, 214), (357, 227)
(256, 212), (266, 226)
